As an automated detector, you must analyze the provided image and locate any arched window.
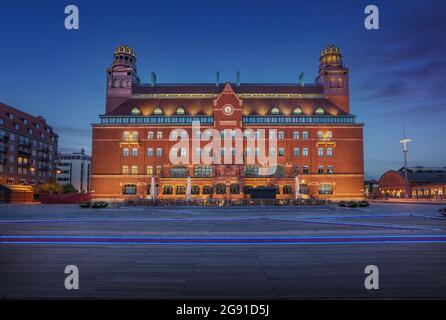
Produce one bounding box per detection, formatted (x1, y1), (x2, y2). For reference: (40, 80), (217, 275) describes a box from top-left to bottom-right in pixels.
(175, 185), (186, 195)
(163, 186), (173, 195)
(122, 184), (137, 195)
(153, 107), (163, 115)
(202, 186), (213, 195)
(176, 107), (185, 115)
(270, 107), (280, 115)
(315, 107), (325, 115)
(215, 184), (226, 194)
(230, 184), (240, 194)
(131, 107), (141, 115)
(293, 107), (303, 115)
(191, 186), (200, 195)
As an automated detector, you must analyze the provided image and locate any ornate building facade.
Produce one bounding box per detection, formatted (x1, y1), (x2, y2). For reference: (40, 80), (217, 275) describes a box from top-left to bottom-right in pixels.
(91, 45), (364, 201)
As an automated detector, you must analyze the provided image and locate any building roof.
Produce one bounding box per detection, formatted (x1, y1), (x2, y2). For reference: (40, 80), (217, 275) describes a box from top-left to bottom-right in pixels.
(107, 83), (348, 117)
(0, 102), (58, 141)
(132, 83), (324, 95)
(396, 167), (446, 184)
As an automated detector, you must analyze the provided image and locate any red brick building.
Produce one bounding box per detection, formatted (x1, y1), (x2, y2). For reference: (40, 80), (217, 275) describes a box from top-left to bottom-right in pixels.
(0, 103), (58, 201)
(91, 45), (364, 201)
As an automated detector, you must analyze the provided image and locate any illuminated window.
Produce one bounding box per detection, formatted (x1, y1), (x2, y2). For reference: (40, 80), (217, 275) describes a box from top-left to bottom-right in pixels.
(315, 107), (325, 115)
(176, 107), (185, 115)
(131, 107), (141, 115)
(147, 131), (154, 139)
(163, 186), (173, 195)
(122, 165), (129, 175)
(153, 108), (163, 115)
(319, 183), (333, 194)
(146, 166), (153, 175)
(191, 186), (200, 195)
(293, 107), (303, 114)
(156, 131), (163, 139)
(131, 165), (138, 175)
(270, 107), (280, 115)
(175, 185), (186, 195)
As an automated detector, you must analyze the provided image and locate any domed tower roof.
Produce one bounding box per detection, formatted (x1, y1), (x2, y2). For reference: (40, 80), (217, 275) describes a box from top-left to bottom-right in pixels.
(114, 45), (136, 58)
(320, 44), (342, 66)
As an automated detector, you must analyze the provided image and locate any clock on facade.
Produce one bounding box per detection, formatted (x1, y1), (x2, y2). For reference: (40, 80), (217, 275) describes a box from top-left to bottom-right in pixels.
(223, 104), (234, 115)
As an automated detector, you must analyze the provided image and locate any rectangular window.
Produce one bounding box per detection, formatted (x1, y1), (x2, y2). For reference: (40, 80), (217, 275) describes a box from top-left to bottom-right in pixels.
(319, 183), (333, 194)
(146, 166), (153, 175)
(180, 148), (187, 156)
(318, 166), (324, 174)
(156, 131), (163, 139)
(156, 148), (162, 156)
(318, 148), (324, 156)
(303, 166), (309, 174)
(147, 131), (154, 139)
(156, 166), (162, 175)
(131, 166), (138, 175)
(327, 166), (334, 174)
(278, 131), (285, 139)
(269, 130), (276, 139)
(317, 131), (323, 138)
(278, 148), (285, 156)
(327, 148), (333, 157)
(132, 148), (138, 157)
(303, 148), (309, 156)
(269, 148), (276, 157)
(293, 148), (300, 156)
(302, 131), (309, 139)
(293, 131), (299, 139)
(147, 148), (153, 156)
(122, 166), (129, 175)
(294, 166), (300, 174)
(245, 148), (251, 156)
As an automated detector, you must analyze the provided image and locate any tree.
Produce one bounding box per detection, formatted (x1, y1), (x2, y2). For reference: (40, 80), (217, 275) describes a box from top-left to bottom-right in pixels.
(39, 179), (64, 195)
(62, 184), (78, 194)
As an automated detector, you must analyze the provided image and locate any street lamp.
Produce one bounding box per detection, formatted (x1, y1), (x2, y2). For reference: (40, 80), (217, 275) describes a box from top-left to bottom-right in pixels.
(399, 138), (412, 198)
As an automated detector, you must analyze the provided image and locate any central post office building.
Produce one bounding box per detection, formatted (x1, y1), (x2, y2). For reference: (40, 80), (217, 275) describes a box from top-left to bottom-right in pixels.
(91, 45), (364, 201)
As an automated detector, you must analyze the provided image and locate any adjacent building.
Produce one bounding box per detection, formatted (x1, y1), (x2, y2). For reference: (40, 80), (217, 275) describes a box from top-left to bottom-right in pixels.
(0, 103), (58, 202)
(56, 149), (91, 193)
(91, 45), (364, 201)
(379, 166), (446, 199)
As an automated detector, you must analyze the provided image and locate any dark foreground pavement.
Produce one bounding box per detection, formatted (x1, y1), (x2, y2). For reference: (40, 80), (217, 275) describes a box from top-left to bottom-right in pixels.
(1, 203), (446, 299)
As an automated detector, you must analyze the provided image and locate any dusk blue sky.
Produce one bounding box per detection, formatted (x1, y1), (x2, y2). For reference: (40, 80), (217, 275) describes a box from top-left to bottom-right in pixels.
(1, 0), (445, 179)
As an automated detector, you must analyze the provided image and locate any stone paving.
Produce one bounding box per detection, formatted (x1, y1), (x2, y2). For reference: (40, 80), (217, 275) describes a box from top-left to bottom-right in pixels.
(0, 203), (445, 299)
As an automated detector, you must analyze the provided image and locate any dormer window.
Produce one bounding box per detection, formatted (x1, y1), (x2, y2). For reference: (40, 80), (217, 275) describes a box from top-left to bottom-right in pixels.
(176, 107), (185, 115)
(131, 107), (141, 115)
(293, 107), (303, 115)
(315, 107), (325, 115)
(270, 107), (280, 115)
(153, 108), (163, 115)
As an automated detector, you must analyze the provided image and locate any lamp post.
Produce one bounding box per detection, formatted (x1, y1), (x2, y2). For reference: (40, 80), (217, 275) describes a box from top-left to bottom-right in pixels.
(400, 138), (412, 198)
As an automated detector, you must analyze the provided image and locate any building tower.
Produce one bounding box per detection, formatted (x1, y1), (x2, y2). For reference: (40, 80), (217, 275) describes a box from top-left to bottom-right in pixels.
(105, 45), (140, 113)
(316, 45), (350, 113)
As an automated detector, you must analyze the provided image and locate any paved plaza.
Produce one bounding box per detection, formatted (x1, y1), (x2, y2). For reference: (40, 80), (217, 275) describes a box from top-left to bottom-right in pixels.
(1, 203), (446, 299)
